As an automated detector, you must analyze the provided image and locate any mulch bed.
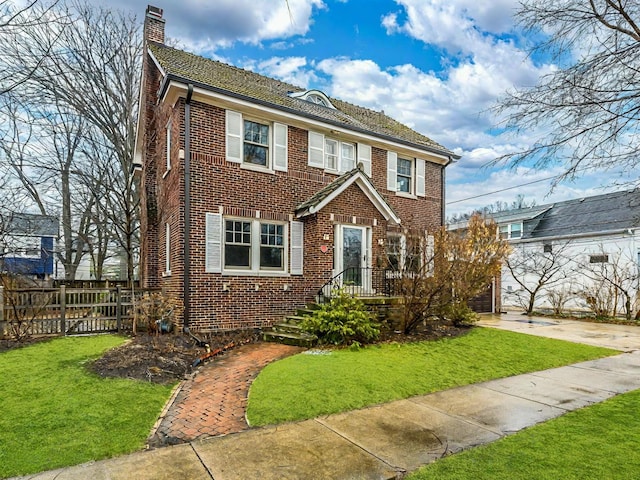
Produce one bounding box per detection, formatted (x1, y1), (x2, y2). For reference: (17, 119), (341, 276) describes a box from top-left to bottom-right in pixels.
(1, 320), (469, 385)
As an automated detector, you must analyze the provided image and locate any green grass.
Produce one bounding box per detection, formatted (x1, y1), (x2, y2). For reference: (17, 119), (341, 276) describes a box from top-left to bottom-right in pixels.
(407, 388), (640, 479)
(247, 328), (616, 426)
(0, 335), (174, 479)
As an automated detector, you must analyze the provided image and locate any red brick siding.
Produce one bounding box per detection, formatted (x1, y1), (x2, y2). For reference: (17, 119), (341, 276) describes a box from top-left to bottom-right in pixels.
(139, 63), (447, 331)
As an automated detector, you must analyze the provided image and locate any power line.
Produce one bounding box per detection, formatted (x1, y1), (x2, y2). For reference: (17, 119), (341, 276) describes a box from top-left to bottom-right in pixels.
(446, 174), (558, 205)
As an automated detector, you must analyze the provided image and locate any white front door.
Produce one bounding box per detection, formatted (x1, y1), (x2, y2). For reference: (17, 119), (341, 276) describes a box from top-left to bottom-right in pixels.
(335, 225), (371, 292)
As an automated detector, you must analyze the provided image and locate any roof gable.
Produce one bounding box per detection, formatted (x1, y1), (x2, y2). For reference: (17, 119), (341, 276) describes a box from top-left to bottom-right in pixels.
(296, 167), (400, 224)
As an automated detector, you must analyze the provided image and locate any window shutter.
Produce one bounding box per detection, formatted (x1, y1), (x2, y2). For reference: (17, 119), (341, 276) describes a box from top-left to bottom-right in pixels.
(416, 158), (425, 197)
(358, 143), (372, 177)
(273, 123), (288, 171)
(387, 151), (397, 191)
(308, 131), (325, 168)
(205, 213), (222, 273)
(225, 110), (242, 163)
(290, 221), (303, 275)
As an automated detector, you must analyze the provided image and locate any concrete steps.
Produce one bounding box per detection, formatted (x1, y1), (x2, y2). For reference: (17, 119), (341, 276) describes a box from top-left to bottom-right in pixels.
(263, 311), (318, 348)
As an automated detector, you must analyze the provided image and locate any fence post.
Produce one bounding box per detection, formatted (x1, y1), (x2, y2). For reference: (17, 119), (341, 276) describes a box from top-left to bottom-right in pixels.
(116, 286), (122, 334)
(60, 285), (66, 335)
(0, 286), (5, 337)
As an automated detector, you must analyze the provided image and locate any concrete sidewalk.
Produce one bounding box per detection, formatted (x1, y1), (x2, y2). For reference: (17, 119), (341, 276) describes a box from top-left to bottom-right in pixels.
(17, 349), (640, 480)
(477, 312), (640, 351)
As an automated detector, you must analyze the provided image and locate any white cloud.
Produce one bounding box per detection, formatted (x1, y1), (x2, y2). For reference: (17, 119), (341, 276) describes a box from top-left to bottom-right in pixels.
(249, 56), (320, 88)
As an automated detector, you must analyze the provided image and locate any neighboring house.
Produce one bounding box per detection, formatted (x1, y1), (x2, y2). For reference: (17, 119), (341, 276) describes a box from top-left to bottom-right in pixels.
(489, 190), (640, 314)
(1, 213), (58, 279)
(134, 6), (459, 332)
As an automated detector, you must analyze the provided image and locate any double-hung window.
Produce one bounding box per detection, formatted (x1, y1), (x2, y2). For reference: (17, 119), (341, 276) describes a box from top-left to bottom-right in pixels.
(225, 220), (252, 269)
(243, 120), (269, 166)
(308, 131), (371, 175)
(206, 213), (304, 275)
(387, 152), (425, 197)
(226, 110), (287, 171)
(223, 219), (285, 272)
(397, 158), (412, 193)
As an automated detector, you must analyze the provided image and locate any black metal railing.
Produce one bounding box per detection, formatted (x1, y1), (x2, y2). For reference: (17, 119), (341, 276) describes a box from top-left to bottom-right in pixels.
(317, 267), (401, 303)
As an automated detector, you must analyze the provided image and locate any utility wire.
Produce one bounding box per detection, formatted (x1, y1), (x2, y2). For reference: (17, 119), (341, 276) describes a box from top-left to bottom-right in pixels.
(446, 174), (558, 205)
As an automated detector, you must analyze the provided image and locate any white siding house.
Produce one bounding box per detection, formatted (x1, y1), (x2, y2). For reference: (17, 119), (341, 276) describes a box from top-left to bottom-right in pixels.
(493, 190), (640, 316)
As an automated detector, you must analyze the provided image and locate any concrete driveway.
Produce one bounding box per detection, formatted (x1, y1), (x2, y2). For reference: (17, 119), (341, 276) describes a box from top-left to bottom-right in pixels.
(478, 312), (640, 351)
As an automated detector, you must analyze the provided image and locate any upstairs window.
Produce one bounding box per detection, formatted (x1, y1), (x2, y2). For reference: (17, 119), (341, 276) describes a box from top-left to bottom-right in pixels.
(386, 152), (425, 197)
(308, 131), (366, 174)
(499, 223), (523, 239)
(397, 158), (413, 193)
(243, 120), (269, 167)
(226, 110), (287, 172)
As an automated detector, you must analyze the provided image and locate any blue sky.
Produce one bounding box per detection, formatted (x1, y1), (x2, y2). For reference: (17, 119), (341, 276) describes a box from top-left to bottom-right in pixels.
(102, 0), (624, 216)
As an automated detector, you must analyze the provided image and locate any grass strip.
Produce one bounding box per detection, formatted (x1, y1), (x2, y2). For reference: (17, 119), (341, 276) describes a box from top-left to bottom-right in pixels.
(0, 335), (174, 479)
(407, 388), (640, 479)
(247, 327), (616, 426)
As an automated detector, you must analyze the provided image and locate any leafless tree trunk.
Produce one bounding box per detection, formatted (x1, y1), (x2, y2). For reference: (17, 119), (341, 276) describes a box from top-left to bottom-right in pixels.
(505, 241), (573, 314)
(579, 247), (639, 320)
(7, 0), (141, 283)
(494, 1), (640, 185)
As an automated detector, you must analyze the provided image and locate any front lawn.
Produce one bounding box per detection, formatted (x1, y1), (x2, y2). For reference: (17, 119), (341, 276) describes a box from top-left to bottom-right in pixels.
(247, 327), (615, 426)
(0, 335), (174, 479)
(407, 388), (640, 479)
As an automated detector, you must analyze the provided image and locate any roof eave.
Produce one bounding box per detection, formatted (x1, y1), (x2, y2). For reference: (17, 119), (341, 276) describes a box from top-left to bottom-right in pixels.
(158, 73), (456, 163)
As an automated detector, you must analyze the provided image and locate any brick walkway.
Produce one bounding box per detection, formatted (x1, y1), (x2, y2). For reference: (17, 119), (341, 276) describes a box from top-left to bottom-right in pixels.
(149, 342), (303, 447)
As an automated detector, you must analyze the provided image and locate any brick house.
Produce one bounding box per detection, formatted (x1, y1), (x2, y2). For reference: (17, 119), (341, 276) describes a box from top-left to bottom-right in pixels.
(134, 6), (460, 332)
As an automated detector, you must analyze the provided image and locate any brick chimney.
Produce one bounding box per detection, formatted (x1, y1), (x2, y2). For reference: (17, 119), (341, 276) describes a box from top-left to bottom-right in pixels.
(144, 5), (165, 44)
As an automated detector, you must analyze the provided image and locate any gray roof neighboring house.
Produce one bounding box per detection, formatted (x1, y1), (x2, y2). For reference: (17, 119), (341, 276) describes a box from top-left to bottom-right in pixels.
(3, 213), (59, 237)
(148, 42), (459, 160)
(477, 189), (640, 240)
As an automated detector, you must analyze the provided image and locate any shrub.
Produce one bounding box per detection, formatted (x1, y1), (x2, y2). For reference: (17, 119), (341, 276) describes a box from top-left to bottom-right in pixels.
(301, 289), (380, 345)
(443, 301), (478, 327)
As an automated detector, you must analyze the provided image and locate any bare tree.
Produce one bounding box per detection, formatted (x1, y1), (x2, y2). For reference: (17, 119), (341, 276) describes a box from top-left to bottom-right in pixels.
(578, 247), (639, 320)
(505, 241), (573, 314)
(0, 0), (67, 95)
(2, 1), (142, 280)
(394, 215), (509, 333)
(0, 94), (93, 279)
(7, 0), (141, 282)
(495, 1), (640, 184)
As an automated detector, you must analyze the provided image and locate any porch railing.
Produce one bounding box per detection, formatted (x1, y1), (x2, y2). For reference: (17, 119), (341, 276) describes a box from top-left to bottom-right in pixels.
(317, 267), (401, 303)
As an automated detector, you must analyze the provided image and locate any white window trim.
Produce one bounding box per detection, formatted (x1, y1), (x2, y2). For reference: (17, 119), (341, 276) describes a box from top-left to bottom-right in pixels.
(164, 119), (172, 176)
(387, 152), (425, 197)
(222, 217), (289, 276)
(163, 223), (171, 276)
(226, 109), (288, 173)
(308, 131), (366, 174)
(500, 222), (523, 240)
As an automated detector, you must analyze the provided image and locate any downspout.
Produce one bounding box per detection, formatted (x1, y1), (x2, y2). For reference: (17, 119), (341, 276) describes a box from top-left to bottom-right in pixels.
(183, 84), (193, 332)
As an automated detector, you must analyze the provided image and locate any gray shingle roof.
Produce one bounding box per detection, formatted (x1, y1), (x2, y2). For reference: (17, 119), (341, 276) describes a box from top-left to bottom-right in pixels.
(5, 213), (59, 237)
(149, 43), (457, 158)
(529, 189), (640, 239)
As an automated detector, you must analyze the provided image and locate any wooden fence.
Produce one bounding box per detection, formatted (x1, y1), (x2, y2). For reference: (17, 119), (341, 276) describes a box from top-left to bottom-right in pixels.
(0, 286), (160, 338)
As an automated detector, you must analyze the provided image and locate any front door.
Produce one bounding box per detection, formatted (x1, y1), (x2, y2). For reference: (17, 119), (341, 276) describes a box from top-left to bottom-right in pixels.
(336, 225), (371, 293)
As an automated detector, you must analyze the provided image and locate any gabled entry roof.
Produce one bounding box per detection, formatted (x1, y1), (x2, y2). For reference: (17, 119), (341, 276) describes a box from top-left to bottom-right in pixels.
(295, 166), (401, 225)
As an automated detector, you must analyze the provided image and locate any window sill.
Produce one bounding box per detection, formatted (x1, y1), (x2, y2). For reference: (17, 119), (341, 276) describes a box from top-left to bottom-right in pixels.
(222, 270), (290, 278)
(240, 163), (275, 175)
(395, 191), (417, 199)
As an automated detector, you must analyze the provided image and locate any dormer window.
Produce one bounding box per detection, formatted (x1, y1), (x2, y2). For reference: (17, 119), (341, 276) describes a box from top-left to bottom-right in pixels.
(289, 89), (336, 109)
